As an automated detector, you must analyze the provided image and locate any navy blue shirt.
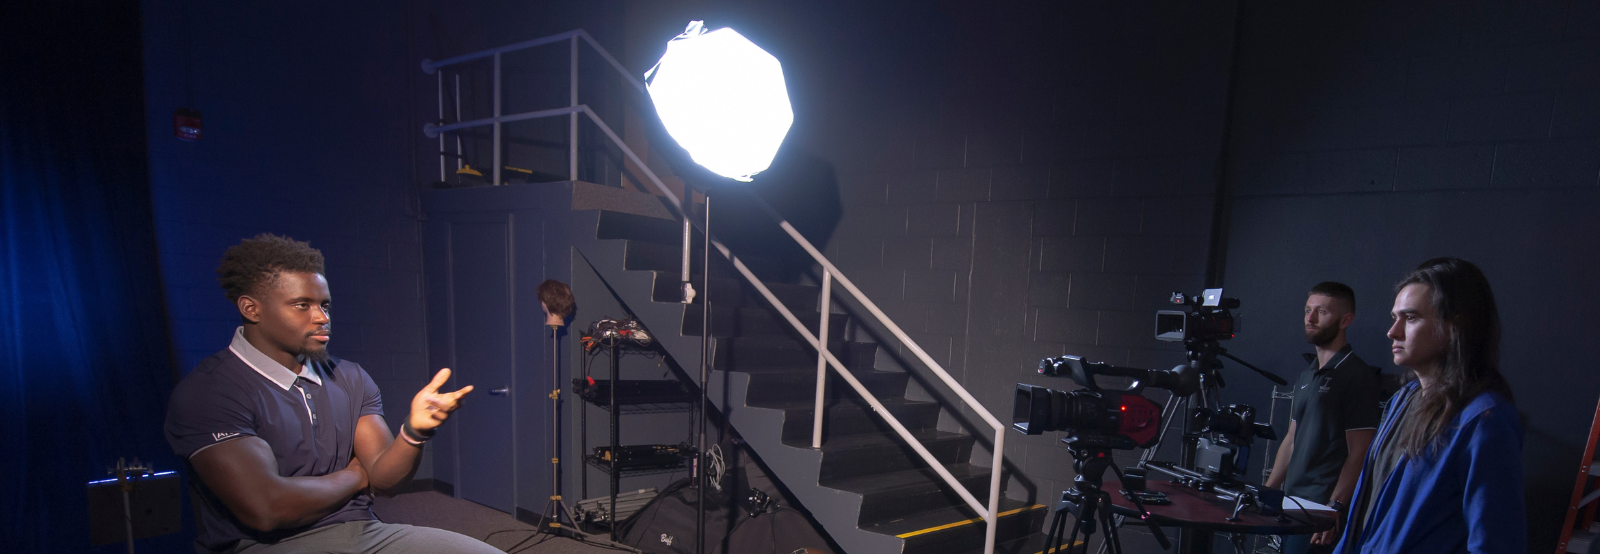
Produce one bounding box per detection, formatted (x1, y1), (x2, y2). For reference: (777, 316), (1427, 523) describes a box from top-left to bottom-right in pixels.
(165, 328), (383, 553)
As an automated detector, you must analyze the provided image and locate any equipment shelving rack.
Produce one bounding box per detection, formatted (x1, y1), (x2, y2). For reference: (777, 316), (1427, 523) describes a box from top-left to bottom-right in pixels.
(576, 338), (696, 538)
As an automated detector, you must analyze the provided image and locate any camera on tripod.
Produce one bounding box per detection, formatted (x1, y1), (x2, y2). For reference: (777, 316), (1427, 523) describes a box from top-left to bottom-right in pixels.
(1012, 356), (1199, 449)
(1156, 289), (1238, 343)
(1015, 289), (1302, 554)
(1190, 404), (1276, 480)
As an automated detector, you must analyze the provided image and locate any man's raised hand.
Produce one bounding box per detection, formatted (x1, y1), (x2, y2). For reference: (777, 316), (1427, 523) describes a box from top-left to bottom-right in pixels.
(410, 368), (473, 433)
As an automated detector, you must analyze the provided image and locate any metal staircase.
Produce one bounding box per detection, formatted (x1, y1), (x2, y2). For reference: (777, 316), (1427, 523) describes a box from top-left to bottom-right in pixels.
(421, 30), (1056, 554)
(571, 208), (1048, 554)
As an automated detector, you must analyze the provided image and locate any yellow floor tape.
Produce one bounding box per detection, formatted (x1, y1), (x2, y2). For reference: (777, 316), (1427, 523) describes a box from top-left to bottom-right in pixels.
(895, 504), (1047, 538)
(1032, 541), (1086, 554)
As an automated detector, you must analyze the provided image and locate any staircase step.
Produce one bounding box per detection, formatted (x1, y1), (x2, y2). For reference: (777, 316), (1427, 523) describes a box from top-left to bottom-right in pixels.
(970, 532), (1080, 554)
(817, 430), (975, 482)
(650, 272), (836, 315)
(651, 272), (741, 304)
(595, 209), (681, 244)
(683, 305), (847, 341)
(863, 499), (1046, 554)
(714, 336), (877, 370)
(742, 368), (910, 405)
(769, 397), (942, 442)
(622, 239), (790, 281)
(826, 463), (994, 525)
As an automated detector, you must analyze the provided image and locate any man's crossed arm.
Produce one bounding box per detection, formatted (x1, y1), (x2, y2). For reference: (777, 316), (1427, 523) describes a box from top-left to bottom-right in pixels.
(190, 368), (472, 533)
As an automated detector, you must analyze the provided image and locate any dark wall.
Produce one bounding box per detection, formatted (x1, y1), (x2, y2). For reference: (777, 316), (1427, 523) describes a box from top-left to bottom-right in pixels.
(806, 4), (1238, 548)
(141, 0), (435, 473)
(1218, 2), (1600, 552)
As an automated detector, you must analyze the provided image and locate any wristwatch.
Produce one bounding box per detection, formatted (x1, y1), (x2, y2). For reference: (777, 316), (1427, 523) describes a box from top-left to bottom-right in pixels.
(1331, 500), (1348, 516)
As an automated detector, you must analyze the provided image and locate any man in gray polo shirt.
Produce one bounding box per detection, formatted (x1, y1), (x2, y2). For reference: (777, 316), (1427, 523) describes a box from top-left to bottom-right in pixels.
(165, 234), (500, 553)
(1265, 282), (1382, 554)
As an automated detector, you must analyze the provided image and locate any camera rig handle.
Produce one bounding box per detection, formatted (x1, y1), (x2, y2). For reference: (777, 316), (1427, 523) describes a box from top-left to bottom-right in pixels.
(1215, 348), (1288, 387)
(1044, 356), (1201, 397)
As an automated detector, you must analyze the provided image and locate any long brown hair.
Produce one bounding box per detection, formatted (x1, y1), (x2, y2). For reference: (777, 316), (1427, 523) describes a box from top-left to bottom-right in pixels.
(1391, 257), (1514, 457)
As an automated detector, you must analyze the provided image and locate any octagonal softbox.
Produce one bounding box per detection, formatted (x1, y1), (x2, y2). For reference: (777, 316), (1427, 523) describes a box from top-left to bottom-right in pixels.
(645, 21), (793, 182)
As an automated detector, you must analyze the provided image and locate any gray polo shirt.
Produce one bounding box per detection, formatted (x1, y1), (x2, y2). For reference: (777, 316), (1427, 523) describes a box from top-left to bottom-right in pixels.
(165, 328), (383, 553)
(1282, 344), (1382, 503)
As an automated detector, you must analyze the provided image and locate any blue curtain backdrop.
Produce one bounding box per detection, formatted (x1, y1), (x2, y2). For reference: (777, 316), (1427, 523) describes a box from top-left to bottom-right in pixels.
(2, 1), (190, 551)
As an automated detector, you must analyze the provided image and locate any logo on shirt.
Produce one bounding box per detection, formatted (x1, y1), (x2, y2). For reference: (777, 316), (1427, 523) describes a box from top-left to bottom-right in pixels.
(212, 432), (241, 442)
(1318, 377), (1332, 393)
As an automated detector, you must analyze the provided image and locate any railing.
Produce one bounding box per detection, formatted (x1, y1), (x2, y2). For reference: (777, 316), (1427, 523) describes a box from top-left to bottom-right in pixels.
(421, 30), (1008, 554)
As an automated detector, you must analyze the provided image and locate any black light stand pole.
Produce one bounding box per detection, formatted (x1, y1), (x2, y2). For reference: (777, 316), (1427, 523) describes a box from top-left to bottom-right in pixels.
(696, 194), (711, 554)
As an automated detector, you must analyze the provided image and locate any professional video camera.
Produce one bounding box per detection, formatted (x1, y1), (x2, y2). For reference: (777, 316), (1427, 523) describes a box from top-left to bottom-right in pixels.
(1155, 289), (1239, 344)
(1013, 356), (1199, 552)
(1012, 356), (1199, 449)
(1015, 289), (1294, 554)
(1190, 404), (1276, 480)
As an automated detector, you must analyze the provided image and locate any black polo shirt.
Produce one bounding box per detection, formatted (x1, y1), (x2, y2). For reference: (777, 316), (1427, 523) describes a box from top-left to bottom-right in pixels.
(165, 328), (383, 553)
(1282, 344), (1382, 503)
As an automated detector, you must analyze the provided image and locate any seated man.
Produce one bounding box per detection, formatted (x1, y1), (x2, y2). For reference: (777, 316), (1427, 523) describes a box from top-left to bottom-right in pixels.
(165, 234), (500, 553)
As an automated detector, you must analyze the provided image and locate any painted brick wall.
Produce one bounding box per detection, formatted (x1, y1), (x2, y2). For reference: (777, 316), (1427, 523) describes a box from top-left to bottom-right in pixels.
(803, 3), (1239, 548)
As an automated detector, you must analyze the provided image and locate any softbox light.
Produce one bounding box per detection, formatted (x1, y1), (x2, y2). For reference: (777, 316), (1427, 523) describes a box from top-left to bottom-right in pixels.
(645, 21), (793, 182)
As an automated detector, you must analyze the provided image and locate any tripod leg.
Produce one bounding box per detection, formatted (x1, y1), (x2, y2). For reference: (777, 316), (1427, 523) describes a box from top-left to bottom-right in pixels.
(1045, 508), (1066, 554)
(1100, 493), (1123, 554)
(1066, 499), (1093, 554)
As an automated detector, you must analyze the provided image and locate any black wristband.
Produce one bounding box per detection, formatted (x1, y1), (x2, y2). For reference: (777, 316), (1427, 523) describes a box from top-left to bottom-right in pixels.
(401, 421), (435, 444)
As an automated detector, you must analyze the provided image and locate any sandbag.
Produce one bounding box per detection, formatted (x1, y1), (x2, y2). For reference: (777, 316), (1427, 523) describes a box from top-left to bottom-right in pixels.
(616, 478), (740, 554)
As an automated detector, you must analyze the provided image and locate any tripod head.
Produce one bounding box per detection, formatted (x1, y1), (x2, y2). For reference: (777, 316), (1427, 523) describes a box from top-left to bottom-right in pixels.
(1056, 439), (1172, 551)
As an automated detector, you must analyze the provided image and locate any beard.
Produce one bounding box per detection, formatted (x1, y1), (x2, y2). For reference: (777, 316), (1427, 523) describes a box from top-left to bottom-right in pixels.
(302, 339), (332, 362)
(1304, 323), (1339, 346)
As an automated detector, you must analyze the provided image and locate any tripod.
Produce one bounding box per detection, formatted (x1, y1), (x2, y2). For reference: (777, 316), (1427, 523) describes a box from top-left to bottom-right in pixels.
(1045, 442), (1169, 554)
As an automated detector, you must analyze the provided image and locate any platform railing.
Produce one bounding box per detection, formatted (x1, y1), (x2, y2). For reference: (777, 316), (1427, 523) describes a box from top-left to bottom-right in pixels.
(421, 30), (1007, 554)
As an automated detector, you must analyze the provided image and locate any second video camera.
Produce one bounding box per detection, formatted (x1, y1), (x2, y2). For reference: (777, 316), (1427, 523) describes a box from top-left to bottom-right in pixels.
(1012, 356), (1199, 450)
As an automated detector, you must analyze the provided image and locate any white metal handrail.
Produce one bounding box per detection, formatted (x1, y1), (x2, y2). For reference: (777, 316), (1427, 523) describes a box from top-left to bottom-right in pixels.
(421, 31), (1008, 554)
(424, 29), (695, 290)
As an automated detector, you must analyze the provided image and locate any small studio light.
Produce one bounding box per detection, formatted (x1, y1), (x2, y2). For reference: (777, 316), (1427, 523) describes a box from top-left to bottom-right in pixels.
(645, 21), (793, 182)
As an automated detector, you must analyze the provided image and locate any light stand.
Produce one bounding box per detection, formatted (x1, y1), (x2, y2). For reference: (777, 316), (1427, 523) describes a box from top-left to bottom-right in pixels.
(115, 458), (152, 554)
(695, 194), (711, 554)
(642, 22), (794, 554)
(87, 458), (180, 552)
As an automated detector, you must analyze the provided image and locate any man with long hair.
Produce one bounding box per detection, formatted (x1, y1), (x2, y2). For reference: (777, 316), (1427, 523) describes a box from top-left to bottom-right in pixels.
(1333, 257), (1524, 554)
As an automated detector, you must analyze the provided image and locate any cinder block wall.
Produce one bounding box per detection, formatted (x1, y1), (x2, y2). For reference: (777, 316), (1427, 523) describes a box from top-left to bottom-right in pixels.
(1218, 3), (1600, 553)
(801, 3), (1238, 548)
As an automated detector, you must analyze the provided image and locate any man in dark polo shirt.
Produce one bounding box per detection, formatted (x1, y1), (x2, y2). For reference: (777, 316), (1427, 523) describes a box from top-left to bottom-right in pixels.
(165, 234), (499, 553)
(1265, 282), (1382, 554)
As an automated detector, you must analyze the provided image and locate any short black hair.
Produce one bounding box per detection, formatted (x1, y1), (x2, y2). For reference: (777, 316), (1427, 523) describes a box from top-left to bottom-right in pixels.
(217, 233), (325, 302)
(1308, 281), (1355, 313)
